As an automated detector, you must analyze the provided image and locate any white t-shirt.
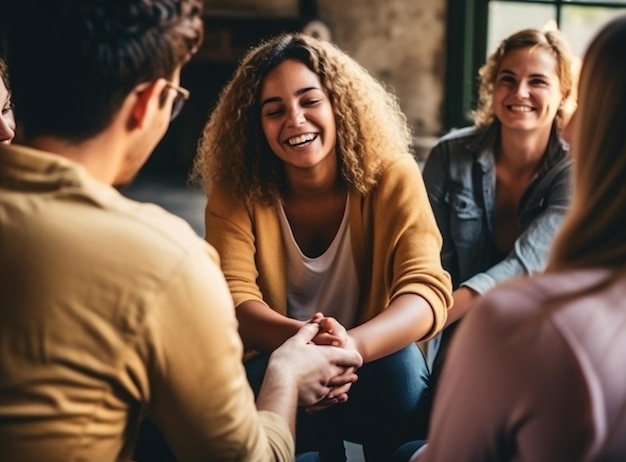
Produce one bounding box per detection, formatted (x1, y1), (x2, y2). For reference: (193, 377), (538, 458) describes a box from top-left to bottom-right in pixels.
(278, 197), (359, 328)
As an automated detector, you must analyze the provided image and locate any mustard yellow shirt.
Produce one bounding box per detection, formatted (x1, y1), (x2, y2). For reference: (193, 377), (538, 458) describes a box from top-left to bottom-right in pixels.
(0, 144), (293, 461)
(206, 155), (452, 341)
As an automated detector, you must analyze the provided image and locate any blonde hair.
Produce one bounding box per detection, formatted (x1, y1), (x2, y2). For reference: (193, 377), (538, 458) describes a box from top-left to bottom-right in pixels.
(549, 15), (626, 271)
(192, 32), (414, 205)
(472, 28), (576, 130)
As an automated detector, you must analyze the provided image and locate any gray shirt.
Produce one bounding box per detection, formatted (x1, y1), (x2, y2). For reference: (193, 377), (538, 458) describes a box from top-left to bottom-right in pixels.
(422, 122), (572, 294)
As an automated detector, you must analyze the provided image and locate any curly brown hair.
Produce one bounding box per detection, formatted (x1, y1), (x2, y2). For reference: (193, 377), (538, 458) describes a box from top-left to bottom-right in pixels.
(472, 28), (576, 131)
(192, 32), (414, 205)
(4, 0), (203, 141)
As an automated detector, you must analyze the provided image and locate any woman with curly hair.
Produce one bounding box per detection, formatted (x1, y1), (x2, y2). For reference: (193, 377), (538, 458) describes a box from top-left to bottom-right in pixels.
(0, 58), (15, 143)
(192, 32), (452, 461)
(422, 28), (576, 404)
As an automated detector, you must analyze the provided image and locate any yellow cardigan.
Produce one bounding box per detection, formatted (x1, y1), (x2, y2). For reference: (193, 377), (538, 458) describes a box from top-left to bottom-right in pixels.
(206, 155), (452, 342)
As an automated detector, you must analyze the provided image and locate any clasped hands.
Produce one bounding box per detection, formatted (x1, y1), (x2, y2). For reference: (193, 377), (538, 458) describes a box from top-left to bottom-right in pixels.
(305, 312), (360, 413)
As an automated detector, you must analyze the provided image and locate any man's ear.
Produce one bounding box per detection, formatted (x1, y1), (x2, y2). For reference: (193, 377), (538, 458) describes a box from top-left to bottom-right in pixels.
(128, 79), (166, 130)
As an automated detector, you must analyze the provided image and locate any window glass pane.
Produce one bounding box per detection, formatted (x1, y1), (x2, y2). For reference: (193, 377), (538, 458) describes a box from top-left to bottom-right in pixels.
(566, 0), (626, 4)
(487, 2), (557, 54)
(561, 6), (626, 56)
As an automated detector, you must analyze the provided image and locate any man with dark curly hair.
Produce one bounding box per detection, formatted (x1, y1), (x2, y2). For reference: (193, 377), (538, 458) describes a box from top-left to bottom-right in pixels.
(0, 2), (362, 461)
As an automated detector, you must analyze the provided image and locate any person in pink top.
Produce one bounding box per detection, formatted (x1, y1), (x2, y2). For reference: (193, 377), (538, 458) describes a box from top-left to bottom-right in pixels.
(394, 14), (626, 462)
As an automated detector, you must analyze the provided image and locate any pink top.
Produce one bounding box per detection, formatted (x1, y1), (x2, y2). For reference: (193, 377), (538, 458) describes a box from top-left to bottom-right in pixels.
(420, 268), (626, 461)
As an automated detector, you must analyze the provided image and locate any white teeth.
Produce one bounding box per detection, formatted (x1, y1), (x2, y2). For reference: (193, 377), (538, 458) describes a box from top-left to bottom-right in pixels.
(509, 105), (533, 112)
(288, 133), (316, 146)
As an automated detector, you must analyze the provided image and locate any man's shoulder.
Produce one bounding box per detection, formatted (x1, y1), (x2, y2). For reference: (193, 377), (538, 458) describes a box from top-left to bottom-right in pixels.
(74, 194), (221, 303)
(101, 192), (209, 260)
(51, 177), (213, 272)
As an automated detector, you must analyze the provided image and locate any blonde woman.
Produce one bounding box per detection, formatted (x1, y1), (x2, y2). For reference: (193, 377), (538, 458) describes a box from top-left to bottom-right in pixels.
(396, 14), (626, 462)
(193, 33), (452, 461)
(423, 28), (576, 405)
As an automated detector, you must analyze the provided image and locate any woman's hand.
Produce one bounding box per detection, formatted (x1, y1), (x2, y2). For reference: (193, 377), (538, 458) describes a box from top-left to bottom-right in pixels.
(266, 321), (363, 407)
(303, 368), (358, 413)
(309, 312), (348, 347)
(305, 313), (360, 412)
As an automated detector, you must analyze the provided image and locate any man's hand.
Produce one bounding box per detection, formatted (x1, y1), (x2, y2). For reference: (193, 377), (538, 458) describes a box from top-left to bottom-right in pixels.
(305, 313), (360, 412)
(268, 321), (363, 407)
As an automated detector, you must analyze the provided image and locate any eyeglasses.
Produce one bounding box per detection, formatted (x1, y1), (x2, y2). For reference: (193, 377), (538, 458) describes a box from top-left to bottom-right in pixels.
(164, 81), (190, 121)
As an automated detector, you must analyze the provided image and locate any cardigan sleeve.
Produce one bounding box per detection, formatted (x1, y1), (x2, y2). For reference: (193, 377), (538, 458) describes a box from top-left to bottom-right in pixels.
(368, 156), (453, 340)
(205, 186), (266, 308)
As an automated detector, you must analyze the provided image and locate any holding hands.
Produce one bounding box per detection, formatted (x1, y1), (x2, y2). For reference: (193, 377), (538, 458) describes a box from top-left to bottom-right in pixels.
(304, 313), (360, 412)
(310, 312), (349, 347)
(268, 318), (363, 407)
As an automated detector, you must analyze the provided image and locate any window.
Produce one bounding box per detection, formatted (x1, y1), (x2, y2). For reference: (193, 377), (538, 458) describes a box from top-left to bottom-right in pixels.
(444, 0), (626, 131)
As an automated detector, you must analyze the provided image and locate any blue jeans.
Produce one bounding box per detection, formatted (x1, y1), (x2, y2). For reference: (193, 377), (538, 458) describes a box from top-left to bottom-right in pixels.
(246, 343), (430, 462)
(392, 440), (427, 462)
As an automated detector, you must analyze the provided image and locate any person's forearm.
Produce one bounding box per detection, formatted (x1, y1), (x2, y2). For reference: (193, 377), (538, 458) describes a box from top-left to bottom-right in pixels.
(256, 362), (299, 437)
(348, 293), (434, 363)
(444, 286), (478, 328)
(237, 300), (304, 352)
(256, 323), (364, 438)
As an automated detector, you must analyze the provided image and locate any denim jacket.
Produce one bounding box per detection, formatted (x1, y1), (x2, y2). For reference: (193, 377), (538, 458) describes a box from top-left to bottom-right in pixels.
(422, 122), (572, 295)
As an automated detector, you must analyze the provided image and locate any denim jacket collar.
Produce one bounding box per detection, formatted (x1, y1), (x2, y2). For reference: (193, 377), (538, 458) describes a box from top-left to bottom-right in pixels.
(466, 120), (569, 176)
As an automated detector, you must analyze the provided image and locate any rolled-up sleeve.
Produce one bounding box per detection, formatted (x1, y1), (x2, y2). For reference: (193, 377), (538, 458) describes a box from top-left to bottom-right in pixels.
(205, 186), (267, 307)
(373, 157), (453, 340)
(144, 243), (294, 461)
